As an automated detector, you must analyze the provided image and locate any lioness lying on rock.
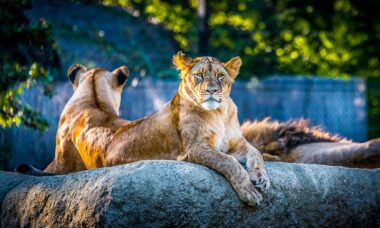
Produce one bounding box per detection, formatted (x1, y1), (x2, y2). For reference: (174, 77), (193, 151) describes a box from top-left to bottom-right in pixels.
(19, 53), (270, 206)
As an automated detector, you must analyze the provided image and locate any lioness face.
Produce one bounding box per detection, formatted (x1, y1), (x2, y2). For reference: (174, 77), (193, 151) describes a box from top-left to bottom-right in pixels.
(173, 52), (242, 110)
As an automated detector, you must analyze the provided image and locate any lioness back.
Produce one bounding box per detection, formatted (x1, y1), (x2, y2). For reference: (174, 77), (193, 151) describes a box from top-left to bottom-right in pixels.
(105, 104), (180, 165)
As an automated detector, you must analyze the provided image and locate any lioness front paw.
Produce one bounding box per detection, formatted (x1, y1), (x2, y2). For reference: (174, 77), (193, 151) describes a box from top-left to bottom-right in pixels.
(237, 182), (263, 206)
(249, 167), (270, 192)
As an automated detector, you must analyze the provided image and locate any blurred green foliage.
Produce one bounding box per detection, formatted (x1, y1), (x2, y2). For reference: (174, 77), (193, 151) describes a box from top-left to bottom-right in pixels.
(101, 0), (379, 79)
(0, 0), (60, 131)
(102, 0), (380, 138)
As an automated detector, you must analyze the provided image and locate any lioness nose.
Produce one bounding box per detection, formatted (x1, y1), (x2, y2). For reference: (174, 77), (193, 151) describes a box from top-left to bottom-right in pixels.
(206, 88), (218, 94)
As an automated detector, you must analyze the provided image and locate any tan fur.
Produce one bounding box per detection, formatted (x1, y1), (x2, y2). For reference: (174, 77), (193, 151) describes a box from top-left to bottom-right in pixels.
(242, 118), (380, 168)
(45, 54), (270, 206)
(45, 66), (129, 173)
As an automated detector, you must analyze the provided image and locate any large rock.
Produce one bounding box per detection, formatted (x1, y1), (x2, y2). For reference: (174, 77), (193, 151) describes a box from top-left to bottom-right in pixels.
(1, 161), (379, 227)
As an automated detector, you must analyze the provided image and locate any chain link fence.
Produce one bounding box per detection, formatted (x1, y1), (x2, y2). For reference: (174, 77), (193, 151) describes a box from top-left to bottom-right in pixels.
(0, 76), (367, 170)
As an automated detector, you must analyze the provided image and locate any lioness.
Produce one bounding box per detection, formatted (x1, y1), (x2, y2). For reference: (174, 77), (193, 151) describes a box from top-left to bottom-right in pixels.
(20, 53), (270, 206)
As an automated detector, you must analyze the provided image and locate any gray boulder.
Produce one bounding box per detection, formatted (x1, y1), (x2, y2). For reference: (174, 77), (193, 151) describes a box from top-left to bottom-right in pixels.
(1, 161), (379, 227)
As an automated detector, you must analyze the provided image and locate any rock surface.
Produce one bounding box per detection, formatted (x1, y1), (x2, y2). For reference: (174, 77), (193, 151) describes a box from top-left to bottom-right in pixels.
(1, 161), (379, 227)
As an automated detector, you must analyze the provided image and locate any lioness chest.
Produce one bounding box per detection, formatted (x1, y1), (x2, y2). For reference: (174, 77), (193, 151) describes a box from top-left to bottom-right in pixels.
(206, 110), (237, 153)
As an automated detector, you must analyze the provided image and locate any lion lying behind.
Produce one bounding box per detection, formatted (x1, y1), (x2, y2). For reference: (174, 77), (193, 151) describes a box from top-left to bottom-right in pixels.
(19, 53), (270, 206)
(242, 118), (380, 168)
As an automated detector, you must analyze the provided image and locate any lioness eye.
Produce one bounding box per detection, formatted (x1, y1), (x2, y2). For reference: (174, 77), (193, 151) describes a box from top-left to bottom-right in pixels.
(217, 73), (224, 80)
(194, 73), (203, 81)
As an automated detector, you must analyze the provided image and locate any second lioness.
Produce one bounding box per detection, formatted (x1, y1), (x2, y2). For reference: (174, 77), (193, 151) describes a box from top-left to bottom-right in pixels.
(106, 53), (269, 205)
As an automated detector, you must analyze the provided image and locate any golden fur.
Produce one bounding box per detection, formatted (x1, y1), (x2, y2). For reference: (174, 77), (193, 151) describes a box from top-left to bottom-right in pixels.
(44, 65), (130, 172)
(242, 118), (380, 168)
(40, 53), (270, 206)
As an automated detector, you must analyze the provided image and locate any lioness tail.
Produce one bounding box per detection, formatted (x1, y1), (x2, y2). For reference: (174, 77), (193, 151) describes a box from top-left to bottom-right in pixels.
(15, 164), (56, 176)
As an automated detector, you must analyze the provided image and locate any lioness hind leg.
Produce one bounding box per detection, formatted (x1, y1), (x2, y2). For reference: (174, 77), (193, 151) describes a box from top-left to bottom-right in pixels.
(44, 140), (87, 174)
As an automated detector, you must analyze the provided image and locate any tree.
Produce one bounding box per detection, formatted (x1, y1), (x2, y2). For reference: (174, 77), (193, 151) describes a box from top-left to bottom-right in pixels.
(197, 0), (210, 55)
(0, 0), (60, 131)
(101, 0), (379, 78)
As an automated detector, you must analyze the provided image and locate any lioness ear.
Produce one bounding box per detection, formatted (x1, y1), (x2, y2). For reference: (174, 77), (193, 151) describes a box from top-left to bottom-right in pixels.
(68, 64), (87, 89)
(173, 51), (193, 72)
(112, 66), (129, 86)
(223, 57), (242, 79)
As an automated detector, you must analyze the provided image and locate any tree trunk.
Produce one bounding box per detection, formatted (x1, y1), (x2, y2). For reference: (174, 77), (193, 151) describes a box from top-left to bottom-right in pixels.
(197, 0), (210, 55)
